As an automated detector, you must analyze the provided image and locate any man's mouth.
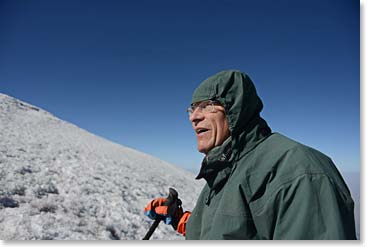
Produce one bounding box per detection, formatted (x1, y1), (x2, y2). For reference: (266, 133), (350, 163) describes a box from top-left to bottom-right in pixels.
(195, 128), (210, 135)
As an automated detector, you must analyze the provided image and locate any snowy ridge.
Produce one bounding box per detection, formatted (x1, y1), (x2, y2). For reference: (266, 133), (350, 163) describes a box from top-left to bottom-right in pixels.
(0, 93), (204, 240)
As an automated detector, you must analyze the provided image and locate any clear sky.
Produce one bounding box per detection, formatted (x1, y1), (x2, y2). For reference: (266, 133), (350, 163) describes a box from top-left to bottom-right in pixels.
(0, 0), (359, 173)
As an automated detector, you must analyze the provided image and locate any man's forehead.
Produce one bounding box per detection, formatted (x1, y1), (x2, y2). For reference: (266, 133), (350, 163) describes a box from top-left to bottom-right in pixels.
(191, 99), (210, 106)
(191, 99), (221, 106)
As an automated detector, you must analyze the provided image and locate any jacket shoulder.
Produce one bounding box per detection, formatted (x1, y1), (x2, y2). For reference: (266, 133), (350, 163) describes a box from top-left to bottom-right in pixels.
(237, 132), (333, 174)
(235, 133), (352, 203)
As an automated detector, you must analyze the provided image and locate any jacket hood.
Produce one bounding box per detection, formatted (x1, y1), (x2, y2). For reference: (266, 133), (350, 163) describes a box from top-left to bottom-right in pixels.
(193, 70), (272, 184)
(192, 70), (264, 136)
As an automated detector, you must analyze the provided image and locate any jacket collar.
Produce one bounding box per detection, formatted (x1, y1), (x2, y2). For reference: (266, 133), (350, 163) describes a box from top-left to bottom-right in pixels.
(195, 137), (233, 190)
(195, 116), (271, 189)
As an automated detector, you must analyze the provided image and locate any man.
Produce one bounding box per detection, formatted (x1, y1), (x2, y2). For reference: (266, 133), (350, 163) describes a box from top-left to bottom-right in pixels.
(144, 70), (356, 239)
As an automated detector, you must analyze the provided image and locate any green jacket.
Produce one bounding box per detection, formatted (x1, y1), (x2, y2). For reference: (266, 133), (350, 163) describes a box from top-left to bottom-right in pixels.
(185, 70), (356, 240)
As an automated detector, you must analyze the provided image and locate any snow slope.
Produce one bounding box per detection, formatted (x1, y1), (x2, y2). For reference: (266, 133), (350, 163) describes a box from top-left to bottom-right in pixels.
(0, 93), (204, 240)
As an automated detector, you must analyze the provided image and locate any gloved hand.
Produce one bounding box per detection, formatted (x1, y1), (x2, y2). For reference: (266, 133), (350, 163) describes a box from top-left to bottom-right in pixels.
(144, 197), (183, 230)
(177, 211), (191, 236)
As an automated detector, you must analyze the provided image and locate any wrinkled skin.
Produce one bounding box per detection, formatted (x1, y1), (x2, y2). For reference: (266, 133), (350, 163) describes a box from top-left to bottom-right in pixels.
(189, 104), (230, 154)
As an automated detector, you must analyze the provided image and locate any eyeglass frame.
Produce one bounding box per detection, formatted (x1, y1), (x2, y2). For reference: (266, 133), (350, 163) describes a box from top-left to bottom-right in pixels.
(187, 99), (223, 116)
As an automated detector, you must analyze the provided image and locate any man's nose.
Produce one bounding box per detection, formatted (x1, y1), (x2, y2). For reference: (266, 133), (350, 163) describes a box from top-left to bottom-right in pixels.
(189, 107), (204, 123)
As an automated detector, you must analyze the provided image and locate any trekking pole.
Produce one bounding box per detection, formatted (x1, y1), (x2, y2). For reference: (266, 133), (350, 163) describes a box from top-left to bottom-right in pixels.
(143, 188), (179, 240)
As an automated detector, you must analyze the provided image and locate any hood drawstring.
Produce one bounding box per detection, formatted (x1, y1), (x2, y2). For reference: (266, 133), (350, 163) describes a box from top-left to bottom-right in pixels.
(205, 189), (214, 205)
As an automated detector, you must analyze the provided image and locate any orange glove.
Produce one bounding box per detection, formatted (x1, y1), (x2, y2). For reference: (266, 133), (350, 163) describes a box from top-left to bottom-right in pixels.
(144, 198), (191, 235)
(177, 211), (191, 236)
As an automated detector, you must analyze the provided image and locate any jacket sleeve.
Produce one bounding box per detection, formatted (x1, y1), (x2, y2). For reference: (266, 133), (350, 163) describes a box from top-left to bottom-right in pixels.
(249, 173), (356, 240)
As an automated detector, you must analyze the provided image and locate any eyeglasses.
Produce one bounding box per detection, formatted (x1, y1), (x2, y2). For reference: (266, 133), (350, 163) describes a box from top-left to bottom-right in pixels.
(187, 100), (222, 117)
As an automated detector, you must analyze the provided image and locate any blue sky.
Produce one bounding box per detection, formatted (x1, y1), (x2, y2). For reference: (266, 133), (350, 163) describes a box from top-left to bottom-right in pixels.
(0, 0), (359, 173)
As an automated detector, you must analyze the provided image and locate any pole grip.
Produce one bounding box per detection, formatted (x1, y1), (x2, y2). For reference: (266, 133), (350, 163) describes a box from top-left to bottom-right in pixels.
(142, 188), (178, 240)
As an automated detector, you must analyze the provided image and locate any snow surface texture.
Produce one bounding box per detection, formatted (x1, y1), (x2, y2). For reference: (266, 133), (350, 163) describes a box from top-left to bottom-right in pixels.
(0, 93), (204, 240)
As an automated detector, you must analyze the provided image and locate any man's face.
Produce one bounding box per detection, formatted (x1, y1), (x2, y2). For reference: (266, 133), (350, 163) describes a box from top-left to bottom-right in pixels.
(189, 100), (231, 154)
